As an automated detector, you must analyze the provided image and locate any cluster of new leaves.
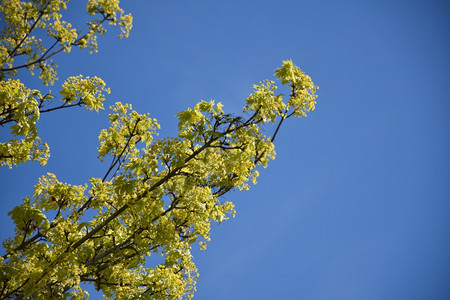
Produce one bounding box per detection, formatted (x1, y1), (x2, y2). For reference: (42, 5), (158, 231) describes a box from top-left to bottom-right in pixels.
(0, 75), (110, 167)
(0, 0), (131, 167)
(1, 0), (132, 82)
(0, 60), (318, 299)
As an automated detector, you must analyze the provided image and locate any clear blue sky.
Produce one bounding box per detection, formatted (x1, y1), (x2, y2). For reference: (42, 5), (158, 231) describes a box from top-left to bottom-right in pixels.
(1, 0), (449, 299)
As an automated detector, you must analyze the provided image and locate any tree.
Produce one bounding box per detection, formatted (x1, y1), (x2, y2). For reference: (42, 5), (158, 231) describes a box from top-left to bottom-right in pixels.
(0, 1), (318, 299)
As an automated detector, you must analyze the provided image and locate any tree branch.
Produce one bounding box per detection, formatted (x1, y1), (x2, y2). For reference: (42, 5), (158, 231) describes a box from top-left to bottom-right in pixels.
(1, 13), (111, 72)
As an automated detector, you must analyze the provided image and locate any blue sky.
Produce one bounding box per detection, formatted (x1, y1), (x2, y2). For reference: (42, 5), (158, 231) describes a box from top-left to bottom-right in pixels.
(1, 0), (449, 299)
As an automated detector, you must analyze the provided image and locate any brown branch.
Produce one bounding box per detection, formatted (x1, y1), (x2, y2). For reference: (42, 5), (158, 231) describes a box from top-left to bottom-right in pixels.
(0, 99), (84, 127)
(270, 115), (285, 143)
(39, 100), (84, 113)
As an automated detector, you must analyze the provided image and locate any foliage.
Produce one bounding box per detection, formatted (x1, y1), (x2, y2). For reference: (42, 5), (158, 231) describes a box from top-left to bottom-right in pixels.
(0, 0), (131, 167)
(0, 1), (318, 299)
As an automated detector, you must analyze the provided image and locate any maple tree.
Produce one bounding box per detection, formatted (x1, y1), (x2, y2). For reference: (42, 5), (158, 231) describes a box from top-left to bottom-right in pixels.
(0, 1), (318, 299)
